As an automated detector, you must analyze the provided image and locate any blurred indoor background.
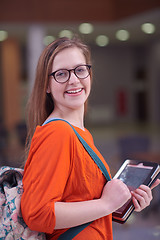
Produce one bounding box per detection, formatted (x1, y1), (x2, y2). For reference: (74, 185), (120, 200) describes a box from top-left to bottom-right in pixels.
(0, 0), (160, 239)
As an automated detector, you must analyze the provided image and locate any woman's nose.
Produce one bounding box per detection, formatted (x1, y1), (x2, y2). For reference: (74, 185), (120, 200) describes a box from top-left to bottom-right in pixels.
(68, 71), (80, 84)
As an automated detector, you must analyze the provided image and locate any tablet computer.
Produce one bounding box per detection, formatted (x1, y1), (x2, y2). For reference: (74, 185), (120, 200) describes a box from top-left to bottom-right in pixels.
(112, 159), (160, 224)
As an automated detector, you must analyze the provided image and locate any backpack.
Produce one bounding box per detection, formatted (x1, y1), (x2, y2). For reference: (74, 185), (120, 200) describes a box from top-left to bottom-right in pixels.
(0, 166), (46, 240)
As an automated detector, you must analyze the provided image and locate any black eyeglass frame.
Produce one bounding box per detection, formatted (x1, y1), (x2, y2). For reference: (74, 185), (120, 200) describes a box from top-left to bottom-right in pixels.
(49, 64), (92, 83)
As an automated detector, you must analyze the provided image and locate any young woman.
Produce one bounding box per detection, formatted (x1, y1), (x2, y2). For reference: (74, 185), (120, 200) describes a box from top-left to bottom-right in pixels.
(21, 37), (159, 240)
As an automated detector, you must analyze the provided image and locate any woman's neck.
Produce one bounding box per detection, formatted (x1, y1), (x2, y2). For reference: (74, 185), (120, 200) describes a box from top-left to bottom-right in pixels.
(48, 107), (85, 130)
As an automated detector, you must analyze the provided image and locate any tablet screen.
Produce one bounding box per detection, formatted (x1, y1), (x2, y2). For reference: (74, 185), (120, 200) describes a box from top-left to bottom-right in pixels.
(118, 164), (153, 191)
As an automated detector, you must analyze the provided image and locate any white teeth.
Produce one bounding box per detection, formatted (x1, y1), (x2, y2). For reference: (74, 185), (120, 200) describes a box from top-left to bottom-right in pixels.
(67, 89), (82, 94)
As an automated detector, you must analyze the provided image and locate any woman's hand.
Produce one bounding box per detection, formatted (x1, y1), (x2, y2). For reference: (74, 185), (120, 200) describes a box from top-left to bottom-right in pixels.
(131, 179), (160, 212)
(100, 179), (131, 214)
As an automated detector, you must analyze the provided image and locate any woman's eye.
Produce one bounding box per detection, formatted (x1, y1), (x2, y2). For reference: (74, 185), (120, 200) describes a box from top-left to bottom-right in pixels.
(56, 71), (66, 77)
(76, 67), (85, 73)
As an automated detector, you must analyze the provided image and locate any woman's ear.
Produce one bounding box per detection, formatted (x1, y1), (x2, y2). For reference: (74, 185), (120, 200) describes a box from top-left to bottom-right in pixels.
(46, 84), (51, 93)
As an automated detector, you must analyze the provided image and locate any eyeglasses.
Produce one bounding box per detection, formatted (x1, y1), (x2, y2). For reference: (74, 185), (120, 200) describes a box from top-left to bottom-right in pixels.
(49, 64), (91, 83)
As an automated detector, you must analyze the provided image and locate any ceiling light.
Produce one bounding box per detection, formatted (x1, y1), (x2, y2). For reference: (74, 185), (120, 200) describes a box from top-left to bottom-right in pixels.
(141, 23), (155, 34)
(59, 30), (73, 38)
(43, 36), (56, 46)
(116, 29), (130, 41)
(79, 23), (94, 34)
(96, 35), (109, 47)
(0, 30), (8, 41)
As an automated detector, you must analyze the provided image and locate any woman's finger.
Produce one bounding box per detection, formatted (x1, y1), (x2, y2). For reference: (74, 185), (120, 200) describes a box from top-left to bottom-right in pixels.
(132, 196), (141, 212)
(131, 179), (160, 212)
(150, 179), (160, 190)
(138, 185), (152, 200)
(131, 185), (153, 211)
(131, 190), (149, 209)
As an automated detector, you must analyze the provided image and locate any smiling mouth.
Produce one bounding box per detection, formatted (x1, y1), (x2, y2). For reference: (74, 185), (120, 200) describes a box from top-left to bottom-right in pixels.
(65, 88), (83, 94)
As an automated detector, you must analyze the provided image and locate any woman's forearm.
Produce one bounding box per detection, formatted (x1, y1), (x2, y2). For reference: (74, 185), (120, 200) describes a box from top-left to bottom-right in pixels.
(54, 179), (133, 229)
(54, 198), (109, 229)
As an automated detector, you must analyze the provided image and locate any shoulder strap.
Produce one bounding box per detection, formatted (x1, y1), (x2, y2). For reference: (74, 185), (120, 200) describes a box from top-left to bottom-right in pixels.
(57, 222), (91, 240)
(43, 118), (111, 182)
(43, 118), (111, 240)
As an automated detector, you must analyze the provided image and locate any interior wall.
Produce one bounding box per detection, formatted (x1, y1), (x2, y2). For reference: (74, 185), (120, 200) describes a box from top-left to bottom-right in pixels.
(1, 39), (21, 130)
(147, 40), (160, 124)
(87, 41), (160, 126)
(0, 29), (160, 129)
(88, 44), (135, 124)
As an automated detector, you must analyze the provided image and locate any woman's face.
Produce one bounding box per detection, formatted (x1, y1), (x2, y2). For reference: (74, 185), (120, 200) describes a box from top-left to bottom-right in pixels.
(47, 47), (91, 113)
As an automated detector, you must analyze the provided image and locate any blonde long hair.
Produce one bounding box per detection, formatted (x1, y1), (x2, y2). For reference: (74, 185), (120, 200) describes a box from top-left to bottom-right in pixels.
(25, 36), (92, 157)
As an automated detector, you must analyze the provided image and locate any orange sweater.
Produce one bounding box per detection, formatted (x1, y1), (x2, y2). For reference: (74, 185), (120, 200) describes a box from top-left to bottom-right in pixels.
(21, 120), (113, 240)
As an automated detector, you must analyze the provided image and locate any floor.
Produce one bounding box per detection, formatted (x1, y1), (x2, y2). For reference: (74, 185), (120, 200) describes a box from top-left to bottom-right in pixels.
(113, 210), (160, 240)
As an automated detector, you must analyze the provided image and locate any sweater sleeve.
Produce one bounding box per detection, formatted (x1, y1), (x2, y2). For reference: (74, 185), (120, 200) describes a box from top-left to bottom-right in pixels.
(21, 121), (74, 234)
